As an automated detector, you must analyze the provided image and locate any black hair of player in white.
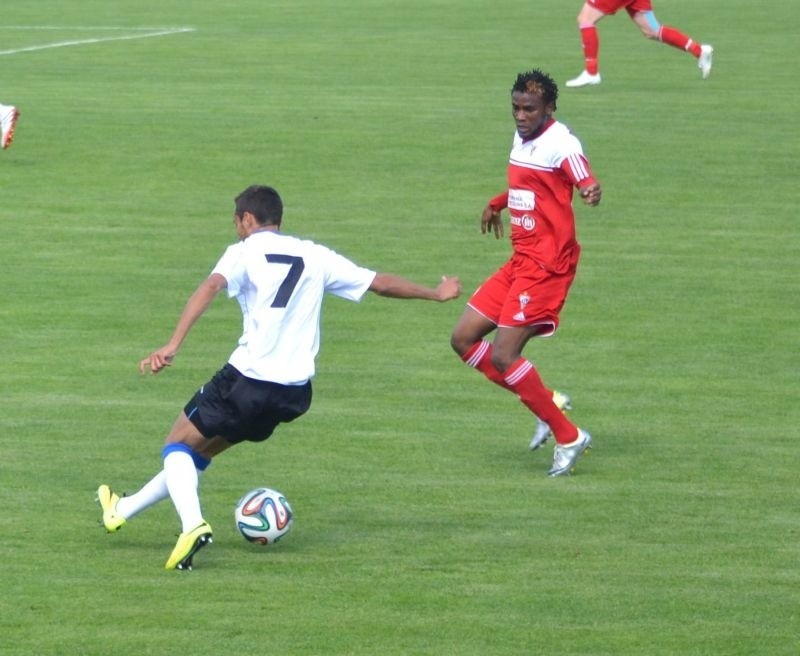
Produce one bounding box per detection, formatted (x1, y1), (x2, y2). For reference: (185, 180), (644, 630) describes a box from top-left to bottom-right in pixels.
(234, 185), (283, 227)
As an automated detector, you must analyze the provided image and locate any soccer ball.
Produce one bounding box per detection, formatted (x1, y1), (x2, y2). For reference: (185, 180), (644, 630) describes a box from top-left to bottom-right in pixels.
(234, 487), (294, 545)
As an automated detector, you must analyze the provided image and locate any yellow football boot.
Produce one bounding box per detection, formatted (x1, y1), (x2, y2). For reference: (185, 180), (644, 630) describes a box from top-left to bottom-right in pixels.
(165, 522), (213, 571)
(96, 484), (126, 532)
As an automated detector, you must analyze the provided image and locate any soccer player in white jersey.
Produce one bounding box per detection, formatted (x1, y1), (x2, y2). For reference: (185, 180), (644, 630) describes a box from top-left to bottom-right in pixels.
(451, 69), (601, 477)
(97, 185), (461, 570)
(1, 103), (20, 149)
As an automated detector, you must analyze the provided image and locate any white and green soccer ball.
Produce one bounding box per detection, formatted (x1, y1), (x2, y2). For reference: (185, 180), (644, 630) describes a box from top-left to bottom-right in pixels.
(234, 487), (293, 545)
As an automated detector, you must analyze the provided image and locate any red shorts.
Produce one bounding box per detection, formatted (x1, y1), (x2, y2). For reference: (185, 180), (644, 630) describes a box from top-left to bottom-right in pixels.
(468, 254), (577, 336)
(588, 0), (652, 16)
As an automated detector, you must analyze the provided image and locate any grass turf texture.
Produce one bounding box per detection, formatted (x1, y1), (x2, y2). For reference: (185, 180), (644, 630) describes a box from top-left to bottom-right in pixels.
(1, 1), (797, 654)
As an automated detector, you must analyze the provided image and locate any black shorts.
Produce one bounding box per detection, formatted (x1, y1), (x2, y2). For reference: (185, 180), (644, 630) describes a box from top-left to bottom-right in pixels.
(184, 364), (312, 444)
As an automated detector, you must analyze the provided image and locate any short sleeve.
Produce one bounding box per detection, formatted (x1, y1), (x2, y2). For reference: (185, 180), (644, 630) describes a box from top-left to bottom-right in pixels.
(317, 244), (376, 302)
(211, 243), (247, 297)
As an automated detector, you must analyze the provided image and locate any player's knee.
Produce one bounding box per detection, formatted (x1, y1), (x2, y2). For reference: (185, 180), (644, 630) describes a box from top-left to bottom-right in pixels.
(638, 11), (661, 38)
(450, 331), (469, 356)
(490, 350), (514, 374)
(576, 4), (595, 25)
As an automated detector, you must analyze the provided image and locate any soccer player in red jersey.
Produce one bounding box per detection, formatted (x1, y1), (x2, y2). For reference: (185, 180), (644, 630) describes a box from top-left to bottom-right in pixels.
(451, 69), (601, 477)
(565, 0), (713, 88)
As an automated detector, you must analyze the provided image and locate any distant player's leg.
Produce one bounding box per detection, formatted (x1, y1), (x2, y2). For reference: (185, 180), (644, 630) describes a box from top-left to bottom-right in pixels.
(632, 10), (713, 79)
(566, 3), (605, 87)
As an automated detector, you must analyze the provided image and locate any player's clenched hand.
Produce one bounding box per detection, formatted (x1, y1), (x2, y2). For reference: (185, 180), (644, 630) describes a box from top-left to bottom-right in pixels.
(139, 347), (175, 375)
(480, 205), (504, 239)
(436, 276), (462, 301)
(579, 183), (602, 207)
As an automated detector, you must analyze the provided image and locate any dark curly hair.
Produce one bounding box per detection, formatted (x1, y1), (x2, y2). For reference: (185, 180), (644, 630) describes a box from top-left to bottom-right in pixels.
(511, 69), (558, 110)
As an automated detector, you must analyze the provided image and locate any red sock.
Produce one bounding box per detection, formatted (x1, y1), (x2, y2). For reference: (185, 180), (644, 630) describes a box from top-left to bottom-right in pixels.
(462, 340), (510, 390)
(462, 343), (578, 443)
(504, 358), (578, 444)
(579, 26), (599, 75)
(659, 26), (702, 57)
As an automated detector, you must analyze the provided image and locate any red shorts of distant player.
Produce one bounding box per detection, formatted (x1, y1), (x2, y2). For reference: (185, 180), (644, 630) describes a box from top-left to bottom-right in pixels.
(468, 253), (578, 337)
(588, 0), (652, 16)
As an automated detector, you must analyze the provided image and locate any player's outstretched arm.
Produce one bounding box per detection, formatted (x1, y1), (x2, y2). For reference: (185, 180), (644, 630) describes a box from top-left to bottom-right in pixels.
(369, 273), (461, 302)
(139, 273), (228, 375)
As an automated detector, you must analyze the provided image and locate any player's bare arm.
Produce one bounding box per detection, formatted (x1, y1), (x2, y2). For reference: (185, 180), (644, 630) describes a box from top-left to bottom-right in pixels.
(579, 182), (602, 207)
(369, 273), (462, 302)
(139, 273), (228, 375)
(481, 205), (504, 239)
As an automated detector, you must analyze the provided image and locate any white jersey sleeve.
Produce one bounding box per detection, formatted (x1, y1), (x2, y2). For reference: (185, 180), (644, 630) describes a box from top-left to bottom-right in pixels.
(319, 247), (377, 301)
(211, 231), (376, 385)
(213, 242), (248, 297)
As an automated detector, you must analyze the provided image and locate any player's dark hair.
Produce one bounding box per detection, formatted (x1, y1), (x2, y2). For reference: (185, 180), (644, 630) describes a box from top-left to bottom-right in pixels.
(235, 185), (283, 226)
(512, 69), (558, 110)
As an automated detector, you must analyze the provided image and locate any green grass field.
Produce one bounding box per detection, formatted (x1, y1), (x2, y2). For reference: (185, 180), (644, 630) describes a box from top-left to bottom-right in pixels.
(1, 1), (797, 654)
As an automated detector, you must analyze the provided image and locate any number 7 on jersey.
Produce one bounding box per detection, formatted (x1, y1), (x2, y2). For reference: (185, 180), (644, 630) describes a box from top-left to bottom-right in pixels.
(265, 254), (305, 308)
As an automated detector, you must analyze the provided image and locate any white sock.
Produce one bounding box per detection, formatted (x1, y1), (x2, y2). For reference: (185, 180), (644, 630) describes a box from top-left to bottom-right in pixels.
(163, 450), (205, 533)
(116, 470), (169, 520)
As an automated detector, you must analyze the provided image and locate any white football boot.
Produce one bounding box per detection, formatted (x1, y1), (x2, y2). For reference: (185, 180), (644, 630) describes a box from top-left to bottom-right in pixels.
(565, 71), (601, 88)
(548, 429), (593, 477)
(698, 45), (714, 79)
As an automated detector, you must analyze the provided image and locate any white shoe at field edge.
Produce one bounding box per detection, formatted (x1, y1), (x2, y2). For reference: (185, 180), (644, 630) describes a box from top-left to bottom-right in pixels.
(698, 44), (714, 79)
(565, 71), (601, 88)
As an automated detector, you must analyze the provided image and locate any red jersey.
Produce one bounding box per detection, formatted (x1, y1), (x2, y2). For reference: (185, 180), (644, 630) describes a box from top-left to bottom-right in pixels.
(489, 119), (596, 274)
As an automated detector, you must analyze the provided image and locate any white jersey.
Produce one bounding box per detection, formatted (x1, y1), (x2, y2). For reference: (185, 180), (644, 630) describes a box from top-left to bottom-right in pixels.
(211, 230), (376, 385)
